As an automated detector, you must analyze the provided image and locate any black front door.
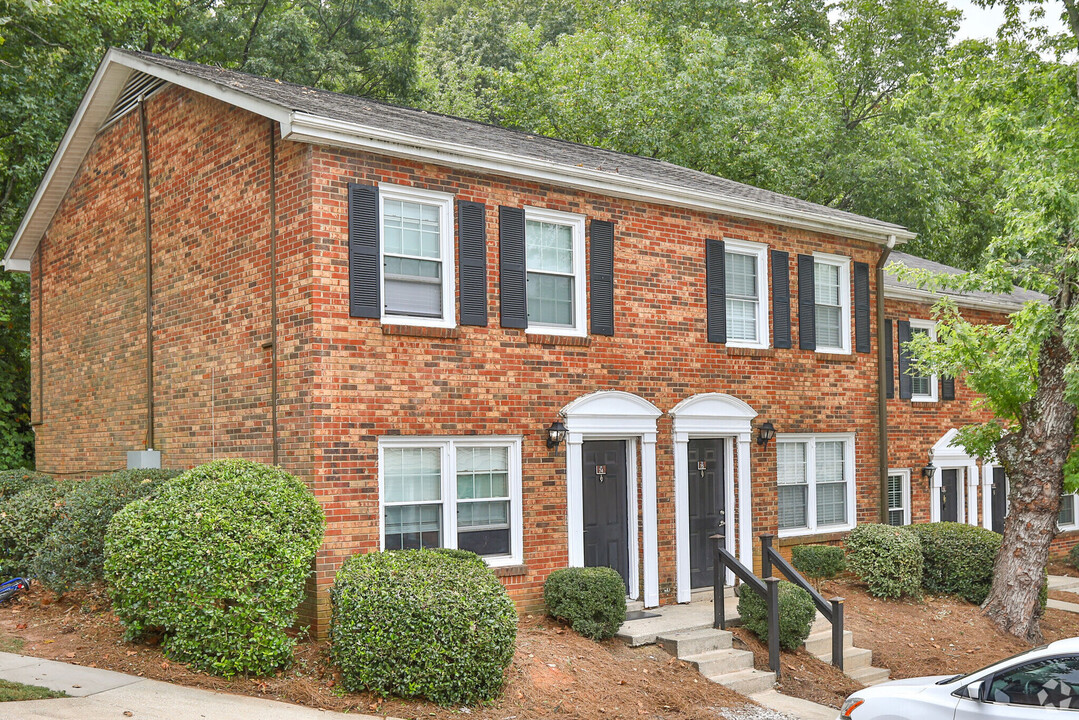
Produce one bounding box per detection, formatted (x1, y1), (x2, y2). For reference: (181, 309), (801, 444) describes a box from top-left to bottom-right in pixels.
(688, 438), (725, 589)
(583, 440), (630, 592)
(941, 468), (959, 522)
(992, 466), (1008, 534)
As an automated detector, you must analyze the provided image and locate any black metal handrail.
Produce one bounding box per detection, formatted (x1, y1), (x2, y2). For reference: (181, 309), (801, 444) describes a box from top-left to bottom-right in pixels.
(711, 533), (781, 678)
(760, 534), (845, 671)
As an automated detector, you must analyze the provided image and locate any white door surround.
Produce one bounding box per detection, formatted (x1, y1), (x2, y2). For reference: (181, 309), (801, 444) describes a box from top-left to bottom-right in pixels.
(561, 390), (662, 607)
(669, 393), (757, 604)
(930, 428), (979, 525)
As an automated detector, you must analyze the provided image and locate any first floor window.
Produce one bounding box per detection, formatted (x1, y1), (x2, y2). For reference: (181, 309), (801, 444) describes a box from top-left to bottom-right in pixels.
(777, 434), (855, 534)
(1061, 493), (1077, 529)
(380, 437), (522, 565)
(887, 470), (910, 526)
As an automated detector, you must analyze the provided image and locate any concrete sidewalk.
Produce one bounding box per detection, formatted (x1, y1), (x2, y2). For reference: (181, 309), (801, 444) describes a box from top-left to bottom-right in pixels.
(0, 652), (389, 720)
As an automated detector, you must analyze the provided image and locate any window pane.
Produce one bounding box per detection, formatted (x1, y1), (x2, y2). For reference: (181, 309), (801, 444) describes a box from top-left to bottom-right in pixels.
(814, 262), (840, 305)
(458, 500), (510, 528)
(526, 272), (574, 326)
(777, 443), (807, 485)
(457, 447), (510, 500)
(888, 509), (904, 526)
(778, 485), (808, 530)
(725, 252), (757, 298)
(383, 200), (441, 259)
(816, 482), (847, 526)
(816, 441), (845, 483)
(988, 657), (1079, 708)
(458, 528), (510, 556)
(383, 198), (443, 318)
(887, 473), (905, 526)
(384, 447), (441, 503)
(909, 327), (931, 395)
(525, 220), (574, 274)
(726, 298), (758, 341)
(385, 504), (442, 550)
(816, 306), (842, 348)
(1061, 495), (1075, 525)
(384, 276), (442, 317)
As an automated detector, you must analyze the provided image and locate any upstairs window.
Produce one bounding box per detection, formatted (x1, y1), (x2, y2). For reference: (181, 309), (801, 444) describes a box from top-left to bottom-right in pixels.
(524, 208), (586, 335)
(908, 320), (938, 402)
(725, 240), (769, 348)
(812, 253), (851, 353)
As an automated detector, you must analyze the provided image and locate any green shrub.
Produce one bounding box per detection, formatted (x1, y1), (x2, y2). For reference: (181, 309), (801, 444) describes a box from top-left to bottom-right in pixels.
(845, 524), (923, 599)
(0, 470), (51, 500)
(330, 549), (517, 705)
(737, 581), (816, 650)
(909, 522), (1002, 604)
(104, 459), (324, 676)
(791, 544), (846, 582)
(1068, 543), (1079, 570)
(32, 469), (182, 592)
(544, 567), (627, 640)
(0, 479), (71, 576)
(428, 547), (486, 566)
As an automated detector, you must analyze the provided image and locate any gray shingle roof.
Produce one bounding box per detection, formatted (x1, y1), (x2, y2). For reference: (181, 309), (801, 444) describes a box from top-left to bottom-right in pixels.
(120, 49), (909, 237)
(886, 251), (1044, 310)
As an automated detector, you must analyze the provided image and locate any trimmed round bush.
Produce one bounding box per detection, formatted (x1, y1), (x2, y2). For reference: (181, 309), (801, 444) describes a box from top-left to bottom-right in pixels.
(429, 547), (487, 566)
(544, 566), (627, 640)
(845, 523), (923, 599)
(737, 581), (816, 650)
(1068, 543), (1079, 570)
(32, 469), (182, 592)
(0, 478), (71, 576)
(0, 470), (52, 500)
(791, 544), (846, 582)
(909, 522), (1001, 604)
(330, 549), (517, 705)
(104, 459), (324, 676)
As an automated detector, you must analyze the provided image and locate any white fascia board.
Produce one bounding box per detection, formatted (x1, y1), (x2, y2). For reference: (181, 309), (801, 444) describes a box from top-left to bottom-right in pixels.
(883, 284), (1028, 314)
(2, 259), (30, 273)
(285, 112), (916, 246)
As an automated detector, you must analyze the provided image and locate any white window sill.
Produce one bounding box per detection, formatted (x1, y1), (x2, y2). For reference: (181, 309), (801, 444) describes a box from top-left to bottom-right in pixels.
(526, 325), (587, 339)
(1058, 523), (1079, 533)
(814, 347), (851, 356)
(777, 522), (854, 539)
(726, 339), (769, 350)
(382, 316), (457, 330)
(483, 554), (524, 568)
(911, 396), (938, 403)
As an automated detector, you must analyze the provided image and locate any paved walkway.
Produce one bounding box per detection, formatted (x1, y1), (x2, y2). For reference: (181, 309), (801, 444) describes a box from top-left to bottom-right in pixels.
(0, 652), (389, 720)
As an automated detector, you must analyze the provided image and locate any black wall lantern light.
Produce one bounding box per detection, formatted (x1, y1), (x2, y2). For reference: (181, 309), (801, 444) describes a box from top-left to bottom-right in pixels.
(546, 420), (568, 450)
(922, 461), (936, 481)
(757, 421), (776, 447)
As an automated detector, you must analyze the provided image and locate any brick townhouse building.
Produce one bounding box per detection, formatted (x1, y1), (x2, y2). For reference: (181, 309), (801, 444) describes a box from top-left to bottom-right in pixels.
(4, 50), (1068, 631)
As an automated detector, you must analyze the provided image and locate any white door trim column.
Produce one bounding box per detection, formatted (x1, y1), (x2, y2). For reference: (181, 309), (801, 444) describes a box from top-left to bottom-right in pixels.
(737, 432), (753, 571)
(566, 432), (584, 568)
(981, 462), (994, 530)
(641, 433), (659, 607)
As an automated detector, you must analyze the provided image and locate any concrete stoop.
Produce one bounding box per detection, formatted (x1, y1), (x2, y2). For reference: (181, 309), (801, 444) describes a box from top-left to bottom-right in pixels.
(805, 616), (891, 686)
(657, 628), (777, 695)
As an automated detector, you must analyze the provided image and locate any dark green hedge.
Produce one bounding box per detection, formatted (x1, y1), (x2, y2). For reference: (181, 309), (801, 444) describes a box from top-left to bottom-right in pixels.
(330, 549), (517, 705)
(845, 524), (923, 599)
(909, 522), (1001, 604)
(544, 567), (627, 641)
(0, 479), (71, 576)
(104, 460), (324, 676)
(791, 544), (846, 581)
(737, 581), (816, 650)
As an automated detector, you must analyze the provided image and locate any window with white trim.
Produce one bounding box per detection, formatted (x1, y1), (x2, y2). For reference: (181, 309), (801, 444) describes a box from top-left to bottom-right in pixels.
(887, 469), (911, 526)
(380, 437), (523, 566)
(1060, 492), (1078, 530)
(725, 240), (769, 348)
(909, 320), (938, 402)
(777, 434), (856, 535)
(525, 207), (586, 335)
(379, 184), (455, 327)
(814, 253), (851, 353)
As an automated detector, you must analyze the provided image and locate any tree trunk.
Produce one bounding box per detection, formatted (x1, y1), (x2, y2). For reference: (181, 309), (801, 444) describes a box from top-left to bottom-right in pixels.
(983, 326), (1076, 642)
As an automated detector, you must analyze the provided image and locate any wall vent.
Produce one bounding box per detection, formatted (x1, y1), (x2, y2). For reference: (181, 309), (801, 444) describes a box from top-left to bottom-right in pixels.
(101, 71), (168, 130)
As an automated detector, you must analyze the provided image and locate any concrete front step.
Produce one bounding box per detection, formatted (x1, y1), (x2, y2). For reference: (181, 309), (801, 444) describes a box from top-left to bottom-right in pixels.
(815, 646), (873, 671)
(683, 648), (755, 676)
(805, 628), (854, 655)
(657, 628), (732, 657)
(708, 667), (777, 695)
(617, 603), (740, 647)
(848, 665), (891, 686)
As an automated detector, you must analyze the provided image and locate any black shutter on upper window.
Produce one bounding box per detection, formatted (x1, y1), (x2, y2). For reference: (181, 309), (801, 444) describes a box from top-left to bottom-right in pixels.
(854, 261), (871, 353)
(590, 219), (615, 336)
(942, 376), (956, 401)
(499, 206), (527, 329)
(772, 250), (791, 349)
(897, 319), (913, 400)
(458, 200), (488, 327)
(706, 239), (726, 344)
(348, 183), (380, 319)
(797, 254), (816, 350)
(885, 318), (895, 399)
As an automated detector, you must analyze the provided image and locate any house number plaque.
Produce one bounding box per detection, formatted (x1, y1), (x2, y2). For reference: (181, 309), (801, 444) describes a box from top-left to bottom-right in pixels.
(596, 465), (607, 482)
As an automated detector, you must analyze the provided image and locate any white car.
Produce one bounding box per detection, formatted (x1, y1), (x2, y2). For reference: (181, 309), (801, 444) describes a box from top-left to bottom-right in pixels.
(839, 637), (1079, 719)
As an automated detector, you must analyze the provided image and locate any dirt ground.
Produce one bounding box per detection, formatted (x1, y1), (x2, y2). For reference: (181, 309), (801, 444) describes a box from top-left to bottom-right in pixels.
(1047, 558), (1079, 578)
(0, 584), (753, 720)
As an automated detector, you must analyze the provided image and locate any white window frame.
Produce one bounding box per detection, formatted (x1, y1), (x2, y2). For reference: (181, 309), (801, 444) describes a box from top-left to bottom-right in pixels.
(776, 433), (857, 537)
(377, 436), (524, 567)
(378, 183), (456, 329)
(724, 239), (770, 349)
(1059, 492), (1079, 531)
(812, 252), (851, 355)
(887, 468), (912, 526)
(523, 206), (587, 337)
(908, 319), (938, 402)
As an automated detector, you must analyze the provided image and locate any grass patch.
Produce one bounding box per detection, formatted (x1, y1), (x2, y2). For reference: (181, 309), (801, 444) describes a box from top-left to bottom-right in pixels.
(0, 678), (66, 701)
(0, 635), (24, 654)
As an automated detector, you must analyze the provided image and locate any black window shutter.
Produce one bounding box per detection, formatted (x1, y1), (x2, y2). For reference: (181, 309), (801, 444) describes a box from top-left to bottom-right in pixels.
(885, 318), (895, 399)
(499, 206), (527, 329)
(772, 250), (791, 349)
(706, 239), (726, 344)
(348, 183), (380, 318)
(798, 254), (816, 350)
(458, 200), (488, 326)
(942, 376), (956, 401)
(590, 219), (615, 336)
(854, 261), (871, 353)
(897, 319), (913, 400)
